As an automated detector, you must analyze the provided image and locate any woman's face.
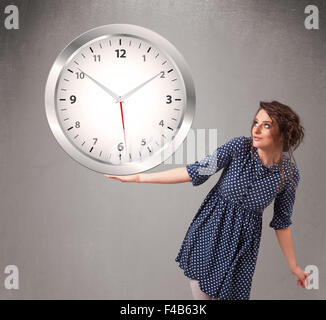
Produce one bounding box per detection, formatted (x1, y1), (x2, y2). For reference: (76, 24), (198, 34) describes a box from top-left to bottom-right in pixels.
(251, 109), (282, 150)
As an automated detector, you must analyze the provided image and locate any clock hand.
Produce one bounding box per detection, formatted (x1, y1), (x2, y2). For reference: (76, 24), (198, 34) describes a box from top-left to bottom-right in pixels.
(119, 100), (128, 154)
(77, 67), (121, 102)
(116, 71), (162, 103)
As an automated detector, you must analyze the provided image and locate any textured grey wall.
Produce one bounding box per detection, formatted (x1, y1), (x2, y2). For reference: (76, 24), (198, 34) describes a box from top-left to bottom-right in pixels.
(0, 0), (325, 299)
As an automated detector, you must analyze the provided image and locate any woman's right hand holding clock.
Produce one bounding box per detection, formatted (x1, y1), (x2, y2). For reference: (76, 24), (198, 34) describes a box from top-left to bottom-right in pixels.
(104, 167), (191, 184)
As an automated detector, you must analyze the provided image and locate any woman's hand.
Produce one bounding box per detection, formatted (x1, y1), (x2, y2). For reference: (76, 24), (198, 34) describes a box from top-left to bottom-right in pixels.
(104, 167), (190, 184)
(104, 174), (139, 183)
(290, 265), (310, 288)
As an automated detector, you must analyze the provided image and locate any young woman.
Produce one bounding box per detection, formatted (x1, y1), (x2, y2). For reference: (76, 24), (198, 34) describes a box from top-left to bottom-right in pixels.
(104, 100), (309, 300)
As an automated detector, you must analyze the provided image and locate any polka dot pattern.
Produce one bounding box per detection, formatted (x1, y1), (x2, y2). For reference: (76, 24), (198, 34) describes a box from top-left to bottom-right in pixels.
(175, 135), (300, 300)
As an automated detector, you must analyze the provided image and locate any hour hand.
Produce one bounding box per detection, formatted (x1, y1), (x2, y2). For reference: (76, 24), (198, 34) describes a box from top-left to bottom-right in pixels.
(77, 67), (121, 102)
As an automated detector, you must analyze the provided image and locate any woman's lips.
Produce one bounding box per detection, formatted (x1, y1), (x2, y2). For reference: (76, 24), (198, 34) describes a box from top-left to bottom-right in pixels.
(253, 136), (262, 141)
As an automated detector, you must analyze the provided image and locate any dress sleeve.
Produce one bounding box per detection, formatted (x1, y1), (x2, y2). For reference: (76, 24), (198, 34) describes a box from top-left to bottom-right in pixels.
(269, 167), (300, 230)
(186, 136), (245, 186)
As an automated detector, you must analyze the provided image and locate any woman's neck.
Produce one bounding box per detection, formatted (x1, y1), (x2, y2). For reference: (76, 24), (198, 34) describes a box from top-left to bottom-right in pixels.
(257, 146), (283, 166)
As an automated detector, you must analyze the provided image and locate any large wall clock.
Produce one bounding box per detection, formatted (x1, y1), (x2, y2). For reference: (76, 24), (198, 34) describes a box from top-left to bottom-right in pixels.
(45, 24), (196, 175)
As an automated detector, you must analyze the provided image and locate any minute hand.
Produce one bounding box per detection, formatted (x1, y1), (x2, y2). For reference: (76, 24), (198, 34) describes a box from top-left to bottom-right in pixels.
(77, 67), (121, 102)
(117, 71), (162, 103)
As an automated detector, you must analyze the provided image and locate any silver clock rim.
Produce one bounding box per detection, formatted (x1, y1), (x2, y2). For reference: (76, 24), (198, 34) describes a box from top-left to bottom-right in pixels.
(45, 23), (196, 175)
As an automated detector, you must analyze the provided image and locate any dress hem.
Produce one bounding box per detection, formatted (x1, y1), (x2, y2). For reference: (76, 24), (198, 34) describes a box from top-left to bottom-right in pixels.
(175, 258), (219, 299)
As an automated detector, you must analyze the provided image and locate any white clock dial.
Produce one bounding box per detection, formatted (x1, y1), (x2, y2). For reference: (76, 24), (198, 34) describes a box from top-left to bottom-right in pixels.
(45, 24), (195, 175)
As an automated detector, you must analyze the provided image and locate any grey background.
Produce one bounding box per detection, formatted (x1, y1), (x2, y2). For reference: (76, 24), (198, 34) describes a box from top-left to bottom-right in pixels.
(0, 0), (325, 299)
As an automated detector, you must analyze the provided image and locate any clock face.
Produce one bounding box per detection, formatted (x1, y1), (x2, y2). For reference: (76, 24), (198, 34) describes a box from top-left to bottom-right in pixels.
(45, 24), (195, 175)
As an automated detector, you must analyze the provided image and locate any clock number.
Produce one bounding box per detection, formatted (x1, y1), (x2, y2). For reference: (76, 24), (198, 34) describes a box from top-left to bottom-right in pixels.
(93, 138), (98, 145)
(141, 138), (146, 146)
(76, 72), (85, 79)
(117, 142), (124, 151)
(142, 55), (146, 62)
(93, 55), (101, 62)
(75, 121), (80, 128)
(159, 120), (164, 127)
(115, 49), (126, 58)
(166, 95), (172, 104)
(70, 95), (77, 104)
(160, 71), (165, 78)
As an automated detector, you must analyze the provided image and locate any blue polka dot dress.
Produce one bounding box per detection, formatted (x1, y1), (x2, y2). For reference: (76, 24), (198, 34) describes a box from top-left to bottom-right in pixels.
(175, 135), (300, 300)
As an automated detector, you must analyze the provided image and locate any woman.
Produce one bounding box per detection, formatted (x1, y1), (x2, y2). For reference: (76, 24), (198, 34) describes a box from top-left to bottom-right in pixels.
(104, 100), (309, 300)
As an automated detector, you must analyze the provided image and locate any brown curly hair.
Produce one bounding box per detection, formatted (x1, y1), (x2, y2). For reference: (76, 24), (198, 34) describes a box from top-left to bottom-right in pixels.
(250, 100), (304, 193)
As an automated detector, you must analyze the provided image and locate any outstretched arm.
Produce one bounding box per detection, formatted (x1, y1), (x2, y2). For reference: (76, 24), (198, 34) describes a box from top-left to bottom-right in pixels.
(104, 167), (191, 184)
(104, 136), (246, 185)
(275, 227), (310, 288)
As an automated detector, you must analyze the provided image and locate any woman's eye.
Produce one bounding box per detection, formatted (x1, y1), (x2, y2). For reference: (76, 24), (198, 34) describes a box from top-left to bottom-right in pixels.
(253, 121), (271, 129)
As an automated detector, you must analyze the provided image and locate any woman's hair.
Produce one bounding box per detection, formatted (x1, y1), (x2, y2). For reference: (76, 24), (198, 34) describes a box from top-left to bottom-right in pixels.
(250, 100), (305, 193)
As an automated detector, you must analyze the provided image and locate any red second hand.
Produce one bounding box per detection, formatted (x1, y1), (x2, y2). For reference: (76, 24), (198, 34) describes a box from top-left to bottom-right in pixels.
(119, 99), (127, 152)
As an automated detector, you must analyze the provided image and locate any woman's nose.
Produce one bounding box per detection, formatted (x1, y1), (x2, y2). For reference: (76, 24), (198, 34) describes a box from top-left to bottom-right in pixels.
(253, 130), (261, 136)
(254, 125), (261, 134)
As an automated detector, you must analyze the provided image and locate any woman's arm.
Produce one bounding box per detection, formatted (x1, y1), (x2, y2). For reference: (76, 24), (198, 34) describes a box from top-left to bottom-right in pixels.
(275, 227), (297, 271)
(275, 227), (310, 288)
(139, 167), (191, 183)
(104, 167), (191, 184)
